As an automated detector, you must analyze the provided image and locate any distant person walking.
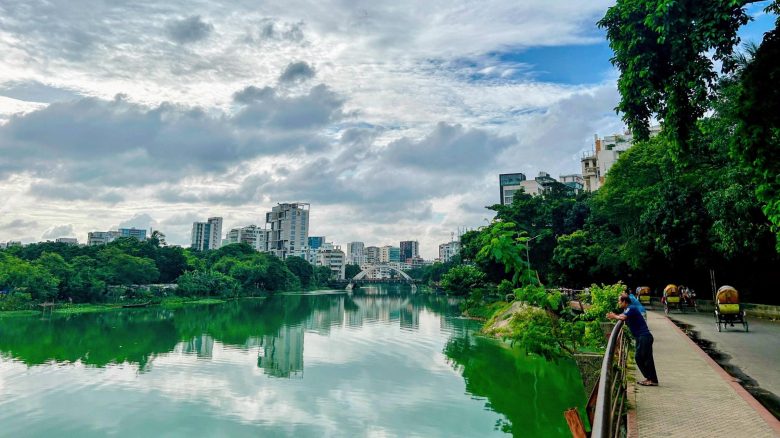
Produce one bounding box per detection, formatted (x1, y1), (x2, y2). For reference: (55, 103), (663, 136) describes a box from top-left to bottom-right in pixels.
(629, 287), (647, 319)
(607, 294), (659, 386)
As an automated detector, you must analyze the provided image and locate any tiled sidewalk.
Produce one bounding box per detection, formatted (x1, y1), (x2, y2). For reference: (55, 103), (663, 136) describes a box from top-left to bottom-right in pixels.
(631, 311), (780, 437)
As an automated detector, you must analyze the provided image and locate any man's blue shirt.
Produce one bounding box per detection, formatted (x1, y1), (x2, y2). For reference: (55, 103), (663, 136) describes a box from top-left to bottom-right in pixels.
(623, 306), (651, 338)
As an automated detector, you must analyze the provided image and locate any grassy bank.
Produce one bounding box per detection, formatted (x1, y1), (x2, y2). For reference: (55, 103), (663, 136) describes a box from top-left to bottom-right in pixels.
(0, 295), (274, 317)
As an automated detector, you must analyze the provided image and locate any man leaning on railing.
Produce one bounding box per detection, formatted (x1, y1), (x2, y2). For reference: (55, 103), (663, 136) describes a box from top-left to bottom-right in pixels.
(607, 294), (659, 386)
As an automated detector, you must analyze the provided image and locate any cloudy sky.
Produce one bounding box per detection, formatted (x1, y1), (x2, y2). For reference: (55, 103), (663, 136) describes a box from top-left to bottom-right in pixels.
(0, 1), (775, 258)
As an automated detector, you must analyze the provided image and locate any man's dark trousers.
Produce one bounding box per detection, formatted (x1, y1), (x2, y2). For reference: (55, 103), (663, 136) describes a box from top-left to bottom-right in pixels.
(635, 334), (658, 383)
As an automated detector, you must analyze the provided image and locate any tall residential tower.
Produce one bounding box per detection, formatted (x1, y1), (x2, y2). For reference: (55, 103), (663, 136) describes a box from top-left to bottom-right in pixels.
(265, 203), (310, 259)
(191, 217), (223, 251)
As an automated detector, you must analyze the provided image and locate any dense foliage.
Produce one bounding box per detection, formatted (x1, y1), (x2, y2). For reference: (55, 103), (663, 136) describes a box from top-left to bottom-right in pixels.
(441, 92), (779, 304)
(599, 0), (780, 247)
(0, 238), (335, 308)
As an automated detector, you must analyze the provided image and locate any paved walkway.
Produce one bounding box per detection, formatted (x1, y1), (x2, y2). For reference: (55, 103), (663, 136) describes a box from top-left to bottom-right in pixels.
(631, 311), (780, 437)
(668, 311), (780, 399)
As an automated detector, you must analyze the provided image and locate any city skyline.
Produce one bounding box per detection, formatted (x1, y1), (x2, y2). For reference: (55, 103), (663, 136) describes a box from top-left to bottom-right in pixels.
(0, 1), (773, 258)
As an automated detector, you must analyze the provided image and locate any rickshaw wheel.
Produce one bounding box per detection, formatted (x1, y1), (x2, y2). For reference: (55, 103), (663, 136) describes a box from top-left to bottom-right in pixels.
(744, 320), (749, 332)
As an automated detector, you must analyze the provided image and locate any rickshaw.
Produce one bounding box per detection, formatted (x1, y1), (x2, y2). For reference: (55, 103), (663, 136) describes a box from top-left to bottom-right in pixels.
(714, 285), (748, 332)
(636, 286), (652, 307)
(663, 284), (682, 315)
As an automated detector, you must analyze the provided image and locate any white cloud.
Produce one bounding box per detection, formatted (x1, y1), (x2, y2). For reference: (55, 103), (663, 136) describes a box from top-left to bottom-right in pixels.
(0, 0), (625, 257)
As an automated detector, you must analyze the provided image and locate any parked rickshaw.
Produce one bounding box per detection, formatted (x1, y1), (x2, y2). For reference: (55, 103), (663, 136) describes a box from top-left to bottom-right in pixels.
(714, 285), (748, 332)
(663, 284), (682, 315)
(636, 286), (652, 306)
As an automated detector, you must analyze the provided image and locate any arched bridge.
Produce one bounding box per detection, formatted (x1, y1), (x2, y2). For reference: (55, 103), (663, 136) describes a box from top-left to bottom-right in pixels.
(347, 264), (417, 291)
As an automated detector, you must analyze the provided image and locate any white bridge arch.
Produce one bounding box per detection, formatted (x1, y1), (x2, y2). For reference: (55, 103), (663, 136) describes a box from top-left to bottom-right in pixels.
(351, 264), (414, 281)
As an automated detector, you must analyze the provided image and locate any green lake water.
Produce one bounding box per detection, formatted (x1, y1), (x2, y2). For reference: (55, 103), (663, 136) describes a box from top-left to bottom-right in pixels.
(0, 286), (587, 437)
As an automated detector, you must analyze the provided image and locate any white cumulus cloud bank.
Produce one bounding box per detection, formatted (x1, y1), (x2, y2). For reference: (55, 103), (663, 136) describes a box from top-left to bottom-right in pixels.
(0, 0), (622, 257)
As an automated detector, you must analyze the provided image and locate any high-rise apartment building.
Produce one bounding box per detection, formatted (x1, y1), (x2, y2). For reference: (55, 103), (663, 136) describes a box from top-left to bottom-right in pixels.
(380, 245), (400, 263)
(226, 225), (267, 251)
(316, 242), (346, 280)
(399, 241), (419, 262)
(438, 241), (461, 263)
(581, 126), (661, 192)
(265, 203), (310, 259)
(365, 246), (380, 264)
(191, 217), (223, 251)
(346, 241), (365, 265)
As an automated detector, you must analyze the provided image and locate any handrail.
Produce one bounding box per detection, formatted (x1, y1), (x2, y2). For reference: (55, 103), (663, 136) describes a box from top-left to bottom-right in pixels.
(591, 319), (628, 438)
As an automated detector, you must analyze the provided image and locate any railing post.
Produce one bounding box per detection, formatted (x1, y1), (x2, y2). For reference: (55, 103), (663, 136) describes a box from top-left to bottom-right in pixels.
(590, 320), (626, 438)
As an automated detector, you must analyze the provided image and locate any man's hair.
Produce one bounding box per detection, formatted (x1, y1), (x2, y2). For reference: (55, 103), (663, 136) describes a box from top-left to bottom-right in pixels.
(619, 294), (631, 304)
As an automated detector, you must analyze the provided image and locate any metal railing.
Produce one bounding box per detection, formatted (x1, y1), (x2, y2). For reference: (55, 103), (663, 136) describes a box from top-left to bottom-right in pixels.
(591, 320), (629, 438)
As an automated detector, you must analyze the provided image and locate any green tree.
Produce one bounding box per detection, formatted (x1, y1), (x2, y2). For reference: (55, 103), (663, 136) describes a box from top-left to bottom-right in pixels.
(96, 248), (159, 285)
(476, 221), (534, 286)
(599, 0), (780, 246)
(286, 256), (314, 288)
(440, 265), (486, 295)
(344, 263), (361, 280)
(176, 270), (241, 297)
(0, 253), (58, 301)
(551, 230), (599, 287)
(68, 256), (107, 302)
(314, 265), (333, 285)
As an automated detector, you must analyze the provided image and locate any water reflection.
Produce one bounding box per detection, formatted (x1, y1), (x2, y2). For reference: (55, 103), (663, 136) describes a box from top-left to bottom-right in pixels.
(0, 286), (586, 437)
(0, 286), (460, 373)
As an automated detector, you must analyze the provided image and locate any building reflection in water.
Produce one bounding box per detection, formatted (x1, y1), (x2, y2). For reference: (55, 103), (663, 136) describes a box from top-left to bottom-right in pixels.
(177, 334), (215, 359)
(257, 324), (305, 378)
(255, 286), (457, 378)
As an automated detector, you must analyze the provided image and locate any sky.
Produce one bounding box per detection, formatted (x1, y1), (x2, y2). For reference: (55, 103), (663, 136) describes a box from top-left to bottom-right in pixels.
(0, 1), (774, 258)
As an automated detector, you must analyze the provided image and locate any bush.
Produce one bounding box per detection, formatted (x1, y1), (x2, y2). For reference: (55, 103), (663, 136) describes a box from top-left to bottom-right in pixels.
(0, 293), (33, 311)
(513, 284), (562, 310)
(583, 283), (625, 322)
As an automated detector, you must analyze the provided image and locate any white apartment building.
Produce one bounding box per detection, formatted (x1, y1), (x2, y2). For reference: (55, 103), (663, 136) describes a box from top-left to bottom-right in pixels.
(438, 241), (461, 263)
(266, 203), (310, 259)
(191, 217), (223, 251)
(346, 241), (365, 265)
(316, 242), (346, 280)
(87, 231), (120, 246)
(55, 237), (78, 245)
(581, 126), (661, 192)
(226, 224), (268, 252)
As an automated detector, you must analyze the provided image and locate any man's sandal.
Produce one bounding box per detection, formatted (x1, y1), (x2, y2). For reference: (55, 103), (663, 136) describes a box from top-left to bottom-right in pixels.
(637, 380), (658, 386)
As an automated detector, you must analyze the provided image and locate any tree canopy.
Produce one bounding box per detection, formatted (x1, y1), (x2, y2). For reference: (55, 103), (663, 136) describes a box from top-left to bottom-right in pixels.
(599, 0), (780, 246)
